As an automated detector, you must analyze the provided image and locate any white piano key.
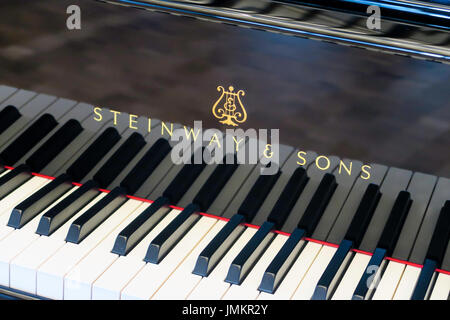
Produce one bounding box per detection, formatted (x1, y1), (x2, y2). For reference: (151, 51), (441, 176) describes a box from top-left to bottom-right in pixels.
(189, 276), (231, 300)
(392, 173), (437, 262)
(187, 227), (257, 300)
(0, 86), (18, 104)
(0, 229), (39, 287)
(64, 202), (151, 299)
(0, 89), (37, 111)
(310, 159), (363, 241)
(393, 265), (421, 300)
(9, 187), (88, 293)
(66, 204), (174, 300)
(372, 260), (405, 300)
(121, 216), (217, 300)
(425, 272), (438, 299)
(0, 176), (50, 240)
(291, 245), (337, 300)
(91, 208), (179, 300)
(331, 252), (372, 300)
(222, 234), (288, 300)
(0, 169), (11, 178)
(409, 178), (450, 265)
(0, 186), (78, 287)
(257, 241), (322, 300)
(36, 198), (141, 299)
(429, 272), (450, 300)
(152, 220), (228, 300)
(325, 164), (388, 246)
(358, 168), (412, 253)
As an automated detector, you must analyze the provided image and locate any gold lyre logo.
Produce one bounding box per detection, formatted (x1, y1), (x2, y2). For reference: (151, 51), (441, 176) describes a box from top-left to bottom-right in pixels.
(212, 86), (247, 126)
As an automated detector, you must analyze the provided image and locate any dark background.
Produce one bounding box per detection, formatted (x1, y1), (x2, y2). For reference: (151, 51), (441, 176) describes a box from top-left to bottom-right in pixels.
(0, 0), (449, 177)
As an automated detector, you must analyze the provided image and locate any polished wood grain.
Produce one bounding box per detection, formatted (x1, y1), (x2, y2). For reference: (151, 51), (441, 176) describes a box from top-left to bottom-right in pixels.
(0, 0), (449, 177)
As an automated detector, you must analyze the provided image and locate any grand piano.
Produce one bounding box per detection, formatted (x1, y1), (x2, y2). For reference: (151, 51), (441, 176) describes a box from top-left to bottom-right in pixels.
(0, 0), (448, 300)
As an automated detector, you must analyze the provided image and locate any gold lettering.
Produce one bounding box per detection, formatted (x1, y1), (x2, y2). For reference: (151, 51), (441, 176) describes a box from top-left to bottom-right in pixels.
(316, 155), (330, 171)
(360, 165), (372, 180)
(297, 151), (307, 166)
(110, 110), (121, 125)
(209, 133), (221, 148)
(129, 114), (138, 129)
(184, 126), (200, 141)
(339, 160), (352, 176)
(161, 122), (173, 136)
(233, 137), (244, 152)
(263, 144), (273, 159)
(93, 107), (102, 122)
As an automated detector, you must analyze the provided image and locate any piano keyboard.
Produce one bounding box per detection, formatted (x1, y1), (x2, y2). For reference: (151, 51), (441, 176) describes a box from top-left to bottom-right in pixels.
(0, 85), (448, 300)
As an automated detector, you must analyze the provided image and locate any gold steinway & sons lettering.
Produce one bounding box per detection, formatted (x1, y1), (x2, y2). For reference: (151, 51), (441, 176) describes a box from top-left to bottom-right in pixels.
(92, 106), (371, 180)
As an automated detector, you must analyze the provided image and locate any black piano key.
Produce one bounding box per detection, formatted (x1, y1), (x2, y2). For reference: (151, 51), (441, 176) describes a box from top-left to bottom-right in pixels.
(36, 180), (99, 236)
(266, 167), (308, 229)
(162, 156), (207, 204)
(344, 183), (382, 247)
(412, 202), (450, 300)
(66, 127), (121, 183)
(352, 247), (386, 300)
(312, 239), (354, 300)
(144, 160), (239, 263)
(0, 93), (45, 150)
(145, 203), (200, 263)
(411, 259), (438, 300)
(225, 221), (275, 285)
(352, 191), (412, 300)
(25, 119), (83, 172)
(0, 113), (58, 166)
(224, 172), (329, 286)
(312, 183), (381, 300)
(120, 138), (171, 195)
(92, 132), (146, 189)
(0, 105), (21, 134)
(7, 127), (123, 229)
(0, 164), (32, 200)
(112, 153), (232, 257)
(258, 173), (336, 294)
(65, 186), (127, 244)
(192, 168), (282, 277)
(192, 161), (239, 212)
(8, 173), (72, 229)
(111, 196), (170, 256)
(376, 191), (412, 255)
(297, 173), (337, 233)
(424, 201), (450, 264)
(112, 153), (211, 257)
(0, 119), (82, 201)
(193, 214), (246, 277)
(47, 135), (168, 242)
(258, 228), (306, 293)
(238, 170), (281, 222)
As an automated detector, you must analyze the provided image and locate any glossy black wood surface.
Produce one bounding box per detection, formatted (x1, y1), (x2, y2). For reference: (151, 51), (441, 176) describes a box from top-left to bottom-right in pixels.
(0, 0), (449, 177)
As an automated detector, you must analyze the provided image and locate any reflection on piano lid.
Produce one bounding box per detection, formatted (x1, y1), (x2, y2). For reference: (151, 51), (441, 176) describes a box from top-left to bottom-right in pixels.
(100, 0), (450, 63)
(0, 86), (448, 300)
